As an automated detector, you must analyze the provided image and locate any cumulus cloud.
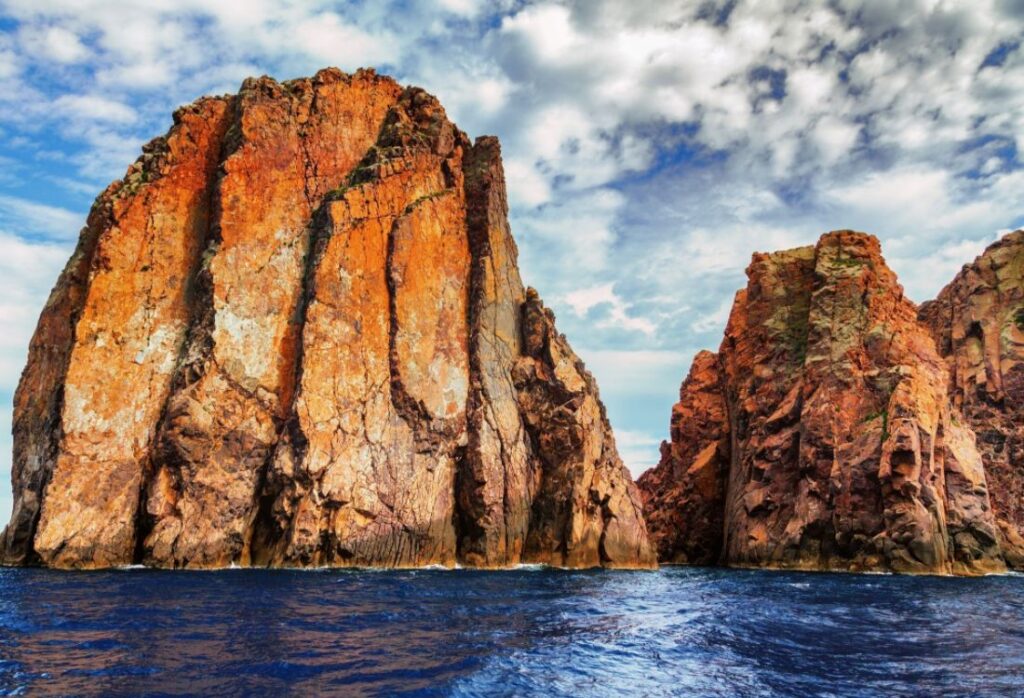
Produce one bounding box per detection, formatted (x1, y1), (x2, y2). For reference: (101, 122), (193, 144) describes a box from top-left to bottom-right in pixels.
(0, 47), (18, 79)
(290, 12), (398, 68)
(563, 283), (657, 337)
(18, 24), (88, 63)
(514, 187), (625, 286)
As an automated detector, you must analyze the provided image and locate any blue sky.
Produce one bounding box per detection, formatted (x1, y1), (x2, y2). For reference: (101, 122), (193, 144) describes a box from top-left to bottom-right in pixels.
(0, 0), (1022, 523)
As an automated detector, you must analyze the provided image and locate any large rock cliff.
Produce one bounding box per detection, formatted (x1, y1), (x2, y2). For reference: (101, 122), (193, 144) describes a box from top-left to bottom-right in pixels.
(0, 69), (655, 570)
(639, 231), (1006, 575)
(919, 231), (1024, 569)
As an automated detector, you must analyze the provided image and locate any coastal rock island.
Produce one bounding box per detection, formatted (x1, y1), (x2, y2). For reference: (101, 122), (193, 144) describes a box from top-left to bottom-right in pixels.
(639, 231), (1014, 575)
(919, 231), (1024, 568)
(0, 69), (655, 570)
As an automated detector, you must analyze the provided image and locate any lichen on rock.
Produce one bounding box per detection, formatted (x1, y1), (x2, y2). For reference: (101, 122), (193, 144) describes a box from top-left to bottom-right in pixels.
(639, 231), (1006, 575)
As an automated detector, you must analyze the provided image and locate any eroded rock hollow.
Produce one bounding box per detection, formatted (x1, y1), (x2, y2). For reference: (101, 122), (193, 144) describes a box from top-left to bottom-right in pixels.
(0, 68), (655, 570)
(639, 231), (1010, 575)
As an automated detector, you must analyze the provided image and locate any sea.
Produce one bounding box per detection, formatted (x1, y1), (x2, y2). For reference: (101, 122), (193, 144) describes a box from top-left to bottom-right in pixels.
(0, 565), (1021, 696)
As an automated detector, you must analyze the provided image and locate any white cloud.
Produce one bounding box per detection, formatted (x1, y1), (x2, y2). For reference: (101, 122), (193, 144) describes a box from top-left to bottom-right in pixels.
(565, 283), (617, 316)
(615, 429), (664, 478)
(47, 175), (98, 196)
(96, 62), (175, 89)
(52, 94), (137, 124)
(825, 166), (1024, 300)
(691, 295), (736, 335)
(435, 0), (485, 17)
(814, 115), (860, 164)
(577, 349), (691, 397)
(0, 231), (70, 375)
(291, 12), (398, 68)
(499, 4), (576, 65)
(0, 195), (84, 241)
(575, 348), (692, 477)
(458, 76), (513, 117)
(563, 283), (657, 336)
(504, 158), (551, 208)
(0, 48), (18, 80)
(19, 24), (89, 64)
(672, 225), (810, 278)
(515, 187), (625, 278)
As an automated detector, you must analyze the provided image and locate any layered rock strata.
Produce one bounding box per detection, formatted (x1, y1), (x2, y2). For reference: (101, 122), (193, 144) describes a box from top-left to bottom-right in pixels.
(919, 230), (1024, 568)
(639, 231), (1005, 575)
(0, 69), (655, 570)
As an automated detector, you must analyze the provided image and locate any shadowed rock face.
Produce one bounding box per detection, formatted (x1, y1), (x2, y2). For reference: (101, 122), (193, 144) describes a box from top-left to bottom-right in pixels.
(919, 230), (1024, 569)
(636, 351), (729, 565)
(640, 231), (1005, 575)
(0, 69), (655, 570)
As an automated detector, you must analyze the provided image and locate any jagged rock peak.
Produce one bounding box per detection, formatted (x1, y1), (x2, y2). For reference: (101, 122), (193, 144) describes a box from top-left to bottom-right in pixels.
(0, 68), (655, 570)
(639, 230), (1006, 575)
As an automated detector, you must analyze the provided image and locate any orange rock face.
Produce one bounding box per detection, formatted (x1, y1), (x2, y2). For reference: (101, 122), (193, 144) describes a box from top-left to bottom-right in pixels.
(919, 230), (1024, 569)
(639, 231), (1005, 575)
(0, 70), (655, 570)
(144, 71), (402, 568)
(3, 97), (235, 568)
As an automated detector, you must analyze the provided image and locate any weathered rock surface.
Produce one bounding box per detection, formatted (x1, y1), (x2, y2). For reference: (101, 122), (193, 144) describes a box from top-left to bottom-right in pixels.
(919, 230), (1024, 569)
(639, 231), (1005, 575)
(1, 69), (655, 570)
(636, 351), (729, 565)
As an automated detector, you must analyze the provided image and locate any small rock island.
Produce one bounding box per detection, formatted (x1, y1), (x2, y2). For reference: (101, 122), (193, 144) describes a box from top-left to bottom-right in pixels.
(0, 69), (655, 570)
(639, 230), (1024, 575)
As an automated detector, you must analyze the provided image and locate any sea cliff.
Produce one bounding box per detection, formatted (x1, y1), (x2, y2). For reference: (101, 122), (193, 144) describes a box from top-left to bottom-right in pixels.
(0, 69), (655, 570)
(639, 231), (1017, 575)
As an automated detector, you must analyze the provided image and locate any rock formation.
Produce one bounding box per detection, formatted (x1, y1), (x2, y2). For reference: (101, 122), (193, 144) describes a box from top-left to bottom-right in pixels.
(919, 230), (1024, 569)
(639, 231), (1006, 575)
(0, 68), (655, 570)
(635, 351), (729, 565)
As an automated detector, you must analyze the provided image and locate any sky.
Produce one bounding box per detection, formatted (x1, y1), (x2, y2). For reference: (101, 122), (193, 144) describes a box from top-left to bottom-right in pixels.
(0, 0), (1022, 523)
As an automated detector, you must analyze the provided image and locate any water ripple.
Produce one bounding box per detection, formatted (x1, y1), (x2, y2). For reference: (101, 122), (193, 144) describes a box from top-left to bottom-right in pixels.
(0, 567), (1021, 696)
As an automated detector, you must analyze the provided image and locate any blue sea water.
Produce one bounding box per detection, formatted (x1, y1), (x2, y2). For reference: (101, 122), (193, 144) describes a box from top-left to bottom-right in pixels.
(0, 566), (1021, 697)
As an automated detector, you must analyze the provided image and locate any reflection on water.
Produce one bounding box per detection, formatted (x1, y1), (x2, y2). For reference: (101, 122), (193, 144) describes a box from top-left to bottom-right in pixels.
(1, 566), (1022, 696)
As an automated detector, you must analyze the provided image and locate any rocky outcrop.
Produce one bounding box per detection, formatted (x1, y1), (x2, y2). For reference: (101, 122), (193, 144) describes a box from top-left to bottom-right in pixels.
(639, 231), (1005, 575)
(636, 351), (729, 565)
(513, 289), (654, 568)
(919, 230), (1024, 569)
(0, 69), (655, 570)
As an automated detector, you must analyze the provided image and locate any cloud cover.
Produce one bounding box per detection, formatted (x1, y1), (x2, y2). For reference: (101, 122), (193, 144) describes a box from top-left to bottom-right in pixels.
(0, 0), (1021, 522)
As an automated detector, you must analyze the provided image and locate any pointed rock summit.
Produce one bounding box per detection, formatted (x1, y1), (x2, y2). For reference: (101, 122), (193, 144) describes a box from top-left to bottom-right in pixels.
(639, 231), (1008, 575)
(1, 69), (655, 570)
